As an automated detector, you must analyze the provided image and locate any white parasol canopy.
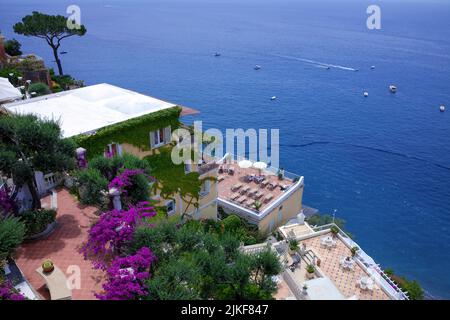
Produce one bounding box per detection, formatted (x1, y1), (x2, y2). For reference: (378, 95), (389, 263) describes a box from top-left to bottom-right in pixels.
(253, 161), (267, 170)
(238, 159), (253, 169)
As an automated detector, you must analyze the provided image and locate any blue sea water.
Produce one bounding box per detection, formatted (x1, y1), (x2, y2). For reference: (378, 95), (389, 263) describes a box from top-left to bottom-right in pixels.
(1, 0), (450, 298)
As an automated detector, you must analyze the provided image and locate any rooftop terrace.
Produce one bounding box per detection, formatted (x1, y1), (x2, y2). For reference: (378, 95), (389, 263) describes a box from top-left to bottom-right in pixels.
(217, 157), (303, 218)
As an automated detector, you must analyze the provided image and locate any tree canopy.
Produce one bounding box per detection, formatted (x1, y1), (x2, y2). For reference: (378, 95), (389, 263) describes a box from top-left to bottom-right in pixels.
(13, 11), (87, 75)
(0, 113), (76, 209)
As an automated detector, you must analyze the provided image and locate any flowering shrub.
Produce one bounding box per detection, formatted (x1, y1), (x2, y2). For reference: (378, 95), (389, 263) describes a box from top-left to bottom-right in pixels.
(0, 187), (18, 217)
(108, 169), (145, 193)
(108, 168), (154, 207)
(96, 247), (156, 300)
(80, 202), (156, 269)
(0, 280), (26, 300)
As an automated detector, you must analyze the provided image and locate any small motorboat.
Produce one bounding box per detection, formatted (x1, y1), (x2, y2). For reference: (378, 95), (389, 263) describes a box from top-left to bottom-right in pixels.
(254, 65), (261, 70)
(270, 96), (277, 101)
(363, 91), (369, 97)
(214, 52), (221, 57)
(440, 105), (446, 112)
(389, 85), (397, 93)
(371, 65), (375, 70)
(60, 51), (68, 54)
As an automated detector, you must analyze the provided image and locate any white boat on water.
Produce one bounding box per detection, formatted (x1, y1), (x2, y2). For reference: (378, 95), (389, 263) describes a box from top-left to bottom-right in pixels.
(440, 105), (446, 112)
(271, 96), (277, 101)
(214, 52), (221, 57)
(371, 66), (375, 70)
(364, 91), (369, 97)
(389, 85), (397, 93)
(254, 65), (261, 70)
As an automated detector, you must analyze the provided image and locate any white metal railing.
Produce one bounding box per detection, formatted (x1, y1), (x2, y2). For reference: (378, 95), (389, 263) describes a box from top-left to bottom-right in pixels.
(282, 270), (304, 300)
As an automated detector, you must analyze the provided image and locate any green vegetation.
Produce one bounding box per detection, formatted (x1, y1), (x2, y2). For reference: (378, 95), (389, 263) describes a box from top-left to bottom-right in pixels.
(384, 268), (424, 300)
(28, 82), (51, 96)
(49, 69), (84, 91)
(306, 264), (315, 274)
(0, 68), (23, 86)
(4, 39), (22, 56)
(144, 147), (214, 219)
(74, 168), (109, 207)
(0, 114), (76, 209)
(0, 217), (26, 260)
(306, 213), (354, 239)
(73, 154), (153, 208)
(20, 209), (56, 237)
(129, 219), (281, 300)
(13, 11), (87, 75)
(74, 106), (181, 158)
(289, 239), (299, 252)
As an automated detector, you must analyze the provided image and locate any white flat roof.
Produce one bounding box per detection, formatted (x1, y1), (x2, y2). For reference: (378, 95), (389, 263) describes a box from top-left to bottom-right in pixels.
(3, 83), (178, 138)
(0, 77), (22, 103)
(304, 277), (346, 300)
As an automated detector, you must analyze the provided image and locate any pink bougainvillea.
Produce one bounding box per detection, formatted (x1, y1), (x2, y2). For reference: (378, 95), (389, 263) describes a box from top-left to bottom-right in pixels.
(108, 169), (145, 194)
(0, 187), (18, 217)
(0, 281), (26, 300)
(95, 247), (156, 300)
(80, 201), (156, 270)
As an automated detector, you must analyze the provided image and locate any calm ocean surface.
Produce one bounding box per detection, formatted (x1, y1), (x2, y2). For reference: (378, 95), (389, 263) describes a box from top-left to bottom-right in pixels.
(1, 0), (450, 298)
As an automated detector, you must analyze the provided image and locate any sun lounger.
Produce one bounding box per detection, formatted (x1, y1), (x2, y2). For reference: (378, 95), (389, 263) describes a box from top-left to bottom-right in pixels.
(260, 180), (269, 187)
(248, 188), (258, 196)
(246, 174), (256, 182)
(268, 182), (278, 190)
(36, 265), (72, 300)
(230, 192), (240, 200)
(245, 199), (254, 207)
(237, 196), (247, 203)
(228, 166), (235, 175)
(218, 175), (225, 182)
(231, 183), (243, 191)
(254, 191), (264, 199)
(240, 185), (250, 194)
(263, 193), (274, 203)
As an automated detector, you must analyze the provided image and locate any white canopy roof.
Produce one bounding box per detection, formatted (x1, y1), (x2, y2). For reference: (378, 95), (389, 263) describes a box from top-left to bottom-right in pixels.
(0, 77), (22, 103)
(3, 83), (178, 138)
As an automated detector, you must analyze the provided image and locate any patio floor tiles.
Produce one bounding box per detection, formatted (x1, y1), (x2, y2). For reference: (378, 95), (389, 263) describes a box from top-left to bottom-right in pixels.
(14, 189), (104, 300)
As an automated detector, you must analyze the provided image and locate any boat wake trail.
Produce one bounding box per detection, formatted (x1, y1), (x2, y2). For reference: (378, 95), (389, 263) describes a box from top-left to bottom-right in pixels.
(280, 141), (450, 172)
(273, 54), (357, 71)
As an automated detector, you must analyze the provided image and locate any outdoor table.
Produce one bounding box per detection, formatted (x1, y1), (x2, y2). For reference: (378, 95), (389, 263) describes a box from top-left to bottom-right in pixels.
(36, 265), (72, 300)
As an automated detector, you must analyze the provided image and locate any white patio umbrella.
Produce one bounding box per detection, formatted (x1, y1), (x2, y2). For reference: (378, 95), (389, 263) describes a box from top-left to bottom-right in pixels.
(253, 161), (267, 175)
(238, 159), (253, 169)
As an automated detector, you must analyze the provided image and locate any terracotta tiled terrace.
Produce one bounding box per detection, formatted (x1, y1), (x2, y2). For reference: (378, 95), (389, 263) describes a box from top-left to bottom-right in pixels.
(217, 164), (295, 212)
(14, 189), (104, 300)
(301, 233), (390, 300)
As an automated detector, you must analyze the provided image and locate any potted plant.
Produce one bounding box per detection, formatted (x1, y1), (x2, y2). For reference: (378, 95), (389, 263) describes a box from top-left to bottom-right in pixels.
(306, 264), (315, 279)
(302, 283), (308, 295)
(351, 246), (359, 257)
(253, 201), (262, 212)
(277, 168), (285, 180)
(288, 239), (299, 255)
(330, 225), (339, 238)
(41, 259), (54, 273)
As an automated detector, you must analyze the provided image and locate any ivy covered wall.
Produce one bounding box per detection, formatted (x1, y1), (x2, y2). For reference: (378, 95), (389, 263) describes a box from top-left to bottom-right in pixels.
(74, 106), (182, 159)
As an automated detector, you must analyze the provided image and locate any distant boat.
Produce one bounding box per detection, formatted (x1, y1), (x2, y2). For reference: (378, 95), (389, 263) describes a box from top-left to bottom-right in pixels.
(214, 52), (221, 57)
(371, 66), (375, 70)
(354, 69), (360, 72)
(271, 96), (277, 101)
(60, 51), (68, 54)
(440, 105), (446, 112)
(364, 91), (369, 97)
(254, 65), (261, 70)
(389, 85), (397, 93)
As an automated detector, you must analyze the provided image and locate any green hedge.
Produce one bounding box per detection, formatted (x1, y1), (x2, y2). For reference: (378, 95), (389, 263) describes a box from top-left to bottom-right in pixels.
(20, 209), (57, 237)
(0, 217), (26, 260)
(74, 106), (182, 158)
